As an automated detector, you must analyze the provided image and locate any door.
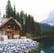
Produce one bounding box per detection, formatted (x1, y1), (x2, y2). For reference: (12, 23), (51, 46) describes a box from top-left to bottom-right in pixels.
(6, 31), (14, 39)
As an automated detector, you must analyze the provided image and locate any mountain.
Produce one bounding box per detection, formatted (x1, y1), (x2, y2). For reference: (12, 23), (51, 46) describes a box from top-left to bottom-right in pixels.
(40, 23), (52, 31)
(42, 11), (54, 25)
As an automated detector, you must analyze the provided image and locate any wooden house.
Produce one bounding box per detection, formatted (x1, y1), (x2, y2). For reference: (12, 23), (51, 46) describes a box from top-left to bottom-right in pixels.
(0, 17), (22, 39)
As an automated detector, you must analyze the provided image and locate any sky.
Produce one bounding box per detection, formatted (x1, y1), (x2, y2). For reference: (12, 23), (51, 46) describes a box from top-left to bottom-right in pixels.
(0, 0), (54, 22)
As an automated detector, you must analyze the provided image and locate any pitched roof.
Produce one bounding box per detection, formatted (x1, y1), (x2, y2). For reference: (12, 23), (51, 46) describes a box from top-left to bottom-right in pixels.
(0, 17), (22, 30)
(0, 18), (8, 26)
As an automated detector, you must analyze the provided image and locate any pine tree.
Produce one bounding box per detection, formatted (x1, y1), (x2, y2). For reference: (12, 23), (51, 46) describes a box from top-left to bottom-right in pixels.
(23, 14), (28, 32)
(13, 5), (16, 19)
(16, 12), (20, 22)
(6, 0), (13, 18)
(30, 16), (35, 34)
(19, 11), (24, 27)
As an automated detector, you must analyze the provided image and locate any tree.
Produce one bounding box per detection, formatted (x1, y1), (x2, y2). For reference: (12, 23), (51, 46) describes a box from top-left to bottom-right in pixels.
(16, 12), (20, 22)
(13, 5), (16, 19)
(24, 14), (36, 34)
(34, 22), (41, 35)
(52, 26), (54, 30)
(25, 14), (31, 33)
(19, 11), (24, 27)
(30, 16), (35, 34)
(52, 26), (54, 35)
(23, 14), (28, 33)
(6, 0), (13, 18)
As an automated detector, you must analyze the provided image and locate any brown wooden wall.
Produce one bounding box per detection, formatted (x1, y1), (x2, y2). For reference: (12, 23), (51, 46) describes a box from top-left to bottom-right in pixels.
(1, 19), (20, 39)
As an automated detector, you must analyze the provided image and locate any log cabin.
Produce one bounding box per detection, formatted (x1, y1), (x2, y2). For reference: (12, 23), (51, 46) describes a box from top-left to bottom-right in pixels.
(0, 17), (22, 39)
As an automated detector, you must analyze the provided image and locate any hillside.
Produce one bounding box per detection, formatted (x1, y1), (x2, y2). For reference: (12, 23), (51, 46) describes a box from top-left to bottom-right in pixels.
(40, 23), (52, 31)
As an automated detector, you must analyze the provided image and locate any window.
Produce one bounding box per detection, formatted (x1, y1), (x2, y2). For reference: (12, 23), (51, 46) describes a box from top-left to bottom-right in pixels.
(7, 23), (15, 29)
